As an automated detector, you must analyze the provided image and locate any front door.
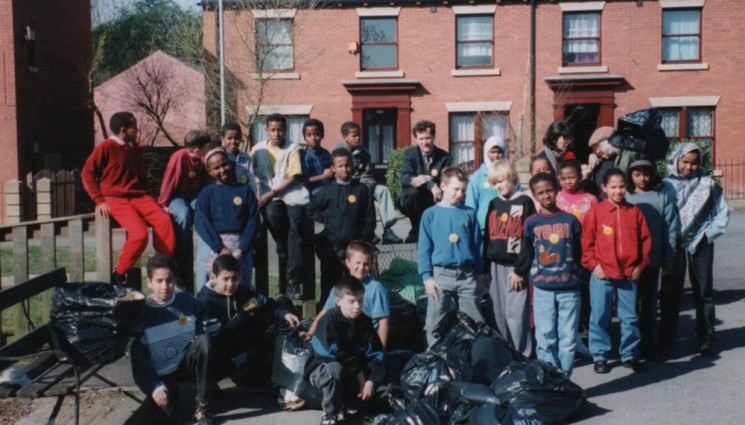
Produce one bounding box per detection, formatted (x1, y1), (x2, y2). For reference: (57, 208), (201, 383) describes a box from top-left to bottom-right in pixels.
(564, 103), (600, 164)
(363, 108), (398, 182)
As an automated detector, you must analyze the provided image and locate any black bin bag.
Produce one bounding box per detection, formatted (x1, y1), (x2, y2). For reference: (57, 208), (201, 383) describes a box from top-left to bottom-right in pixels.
(490, 360), (585, 425)
(370, 399), (440, 425)
(50, 282), (145, 365)
(270, 327), (323, 408)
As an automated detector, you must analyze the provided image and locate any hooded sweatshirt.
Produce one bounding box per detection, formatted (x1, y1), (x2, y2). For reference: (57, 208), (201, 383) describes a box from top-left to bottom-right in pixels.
(662, 142), (729, 253)
(465, 136), (507, 231)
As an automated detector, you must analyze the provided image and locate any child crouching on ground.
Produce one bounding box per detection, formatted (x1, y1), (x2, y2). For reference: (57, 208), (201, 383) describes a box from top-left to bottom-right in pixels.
(515, 173), (582, 376)
(305, 276), (386, 425)
(131, 255), (213, 424)
(582, 169), (651, 374)
(419, 167), (485, 347)
(303, 240), (390, 348)
(197, 254), (299, 384)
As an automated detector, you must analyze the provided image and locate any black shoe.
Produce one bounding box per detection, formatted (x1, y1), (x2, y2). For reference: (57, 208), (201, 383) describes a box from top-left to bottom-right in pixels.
(700, 346), (718, 357)
(320, 413), (337, 425)
(593, 361), (609, 374)
(286, 283), (302, 300)
(111, 271), (126, 286)
(192, 402), (213, 425)
(622, 359), (647, 373)
(382, 229), (403, 244)
(337, 406), (358, 421)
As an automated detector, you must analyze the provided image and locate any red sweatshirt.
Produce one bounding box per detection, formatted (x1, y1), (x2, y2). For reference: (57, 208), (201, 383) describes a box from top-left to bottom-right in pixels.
(581, 199), (652, 280)
(82, 139), (149, 205)
(158, 148), (210, 206)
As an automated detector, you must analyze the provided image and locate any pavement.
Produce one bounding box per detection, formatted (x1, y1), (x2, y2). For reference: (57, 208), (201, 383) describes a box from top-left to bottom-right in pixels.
(13, 212), (745, 424)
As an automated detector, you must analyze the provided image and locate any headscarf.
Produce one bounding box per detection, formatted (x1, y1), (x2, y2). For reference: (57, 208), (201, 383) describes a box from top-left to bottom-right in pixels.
(665, 142), (713, 236)
(483, 136), (507, 169)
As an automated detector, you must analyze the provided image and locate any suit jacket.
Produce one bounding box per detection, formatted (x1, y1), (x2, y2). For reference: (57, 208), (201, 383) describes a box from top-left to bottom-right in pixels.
(399, 146), (451, 193)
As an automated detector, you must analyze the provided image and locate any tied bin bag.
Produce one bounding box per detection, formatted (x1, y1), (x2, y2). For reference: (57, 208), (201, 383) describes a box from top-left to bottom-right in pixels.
(50, 282), (145, 365)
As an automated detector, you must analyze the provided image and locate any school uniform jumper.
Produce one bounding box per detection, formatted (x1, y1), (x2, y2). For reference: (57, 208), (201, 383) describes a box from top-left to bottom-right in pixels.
(195, 181), (259, 288)
(418, 204), (484, 347)
(82, 137), (175, 275)
(307, 179), (376, 298)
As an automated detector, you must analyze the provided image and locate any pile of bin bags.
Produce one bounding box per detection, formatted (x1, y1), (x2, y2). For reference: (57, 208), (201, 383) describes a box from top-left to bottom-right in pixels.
(372, 313), (586, 425)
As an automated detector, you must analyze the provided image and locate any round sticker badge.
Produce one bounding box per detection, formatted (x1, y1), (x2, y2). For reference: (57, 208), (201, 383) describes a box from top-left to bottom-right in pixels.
(483, 181), (491, 189)
(240, 175), (248, 184)
(188, 171), (196, 178)
(449, 233), (459, 243)
(233, 196), (243, 206)
(573, 209), (582, 219)
(549, 233), (560, 244)
(431, 169), (439, 177)
(603, 226), (613, 236)
(348, 194), (357, 204)
(501, 213), (509, 222)
(178, 316), (188, 326)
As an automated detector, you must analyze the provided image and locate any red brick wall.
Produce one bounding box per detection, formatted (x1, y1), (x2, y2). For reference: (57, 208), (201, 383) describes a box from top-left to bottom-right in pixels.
(0, 0), (93, 221)
(206, 0), (744, 167)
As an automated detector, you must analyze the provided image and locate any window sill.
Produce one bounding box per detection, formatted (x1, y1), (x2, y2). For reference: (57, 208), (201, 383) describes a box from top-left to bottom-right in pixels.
(451, 68), (501, 77)
(250, 72), (300, 80)
(558, 65), (608, 74)
(657, 63), (709, 71)
(355, 70), (404, 79)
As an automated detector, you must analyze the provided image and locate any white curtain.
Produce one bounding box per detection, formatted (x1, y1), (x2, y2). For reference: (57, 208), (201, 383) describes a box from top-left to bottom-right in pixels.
(563, 13), (600, 64)
(258, 20), (294, 71)
(662, 10), (700, 61)
(483, 115), (509, 141)
(450, 114), (475, 166)
(660, 109), (680, 139)
(688, 108), (713, 138)
(457, 17), (493, 66)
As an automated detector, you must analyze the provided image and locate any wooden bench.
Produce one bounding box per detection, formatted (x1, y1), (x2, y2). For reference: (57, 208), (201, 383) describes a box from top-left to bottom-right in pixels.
(0, 268), (120, 425)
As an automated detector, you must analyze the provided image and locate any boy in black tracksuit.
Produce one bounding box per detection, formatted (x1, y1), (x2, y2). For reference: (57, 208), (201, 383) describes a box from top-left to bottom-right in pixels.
(305, 277), (385, 425)
(197, 255), (299, 384)
(307, 148), (376, 299)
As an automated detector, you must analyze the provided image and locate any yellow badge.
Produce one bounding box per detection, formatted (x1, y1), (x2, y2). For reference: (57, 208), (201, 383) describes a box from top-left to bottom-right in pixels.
(178, 316), (188, 326)
(348, 194), (357, 204)
(233, 196), (243, 206)
(501, 213), (509, 222)
(449, 233), (459, 243)
(188, 171), (196, 178)
(603, 226), (613, 236)
(431, 169), (439, 177)
(573, 209), (582, 218)
(240, 175), (248, 184)
(483, 181), (491, 189)
(549, 233), (560, 244)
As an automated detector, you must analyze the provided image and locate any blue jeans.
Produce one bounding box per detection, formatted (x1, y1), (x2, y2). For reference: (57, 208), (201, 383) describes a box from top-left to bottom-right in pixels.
(194, 235), (209, 291)
(169, 197), (197, 285)
(533, 287), (579, 376)
(589, 275), (640, 362)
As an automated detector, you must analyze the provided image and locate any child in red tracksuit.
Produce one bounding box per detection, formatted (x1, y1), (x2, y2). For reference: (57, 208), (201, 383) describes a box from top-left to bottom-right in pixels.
(82, 112), (176, 285)
(582, 168), (651, 374)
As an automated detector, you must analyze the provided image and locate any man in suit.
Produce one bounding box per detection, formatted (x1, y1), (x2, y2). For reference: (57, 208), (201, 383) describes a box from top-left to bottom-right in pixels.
(397, 120), (452, 243)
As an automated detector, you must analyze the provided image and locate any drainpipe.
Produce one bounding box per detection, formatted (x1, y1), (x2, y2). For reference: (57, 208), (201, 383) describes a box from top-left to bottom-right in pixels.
(219, 0), (226, 126)
(530, 0), (537, 155)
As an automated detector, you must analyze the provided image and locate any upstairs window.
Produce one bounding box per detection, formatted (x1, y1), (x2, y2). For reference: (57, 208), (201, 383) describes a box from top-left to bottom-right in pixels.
(256, 19), (294, 71)
(360, 18), (397, 70)
(456, 16), (493, 68)
(662, 9), (701, 62)
(563, 12), (601, 65)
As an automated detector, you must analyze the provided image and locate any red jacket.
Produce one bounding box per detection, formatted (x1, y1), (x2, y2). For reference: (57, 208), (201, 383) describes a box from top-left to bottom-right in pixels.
(581, 200), (652, 280)
(158, 148), (210, 206)
(82, 138), (149, 205)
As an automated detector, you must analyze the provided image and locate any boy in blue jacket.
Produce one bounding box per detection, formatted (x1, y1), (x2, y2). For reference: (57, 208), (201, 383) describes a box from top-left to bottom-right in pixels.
(305, 277), (385, 425)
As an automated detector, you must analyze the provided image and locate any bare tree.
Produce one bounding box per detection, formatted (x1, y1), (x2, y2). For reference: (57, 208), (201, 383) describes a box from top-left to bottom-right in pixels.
(168, 0), (324, 149)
